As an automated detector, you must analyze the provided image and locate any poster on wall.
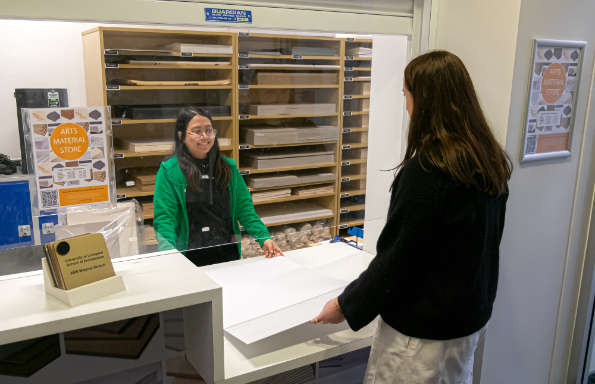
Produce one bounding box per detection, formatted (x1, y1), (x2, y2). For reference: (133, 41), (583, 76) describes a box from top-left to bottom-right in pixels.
(23, 106), (115, 213)
(521, 39), (587, 163)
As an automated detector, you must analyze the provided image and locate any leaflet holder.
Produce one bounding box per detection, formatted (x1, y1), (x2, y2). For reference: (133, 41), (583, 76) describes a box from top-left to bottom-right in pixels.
(42, 258), (126, 306)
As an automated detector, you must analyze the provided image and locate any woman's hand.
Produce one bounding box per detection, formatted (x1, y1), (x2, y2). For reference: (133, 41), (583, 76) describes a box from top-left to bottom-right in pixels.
(262, 239), (283, 258)
(310, 297), (345, 324)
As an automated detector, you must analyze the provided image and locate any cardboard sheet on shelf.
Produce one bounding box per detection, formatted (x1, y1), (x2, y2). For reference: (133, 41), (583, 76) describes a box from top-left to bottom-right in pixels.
(255, 201), (332, 225)
(120, 138), (174, 152)
(245, 149), (334, 169)
(249, 103), (336, 116)
(242, 125), (338, 146)
(203, 242), (372, 344)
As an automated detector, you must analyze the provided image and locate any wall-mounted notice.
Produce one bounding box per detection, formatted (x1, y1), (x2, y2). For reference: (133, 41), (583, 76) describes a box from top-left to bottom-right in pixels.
(205, 8), (252, 23)
(521, 39), (587, 163)
(24, 106), (114, 212)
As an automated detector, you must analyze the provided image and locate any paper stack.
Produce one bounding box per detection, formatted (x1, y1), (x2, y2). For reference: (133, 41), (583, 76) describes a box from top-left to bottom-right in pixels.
(166, 43), (233, 54)
(347, 46), (372, 58)
(252, 188), (292, 203)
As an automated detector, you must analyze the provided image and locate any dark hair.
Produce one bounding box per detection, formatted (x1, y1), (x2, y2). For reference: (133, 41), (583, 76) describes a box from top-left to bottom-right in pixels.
(401, 50), (511, 196)
(174, 107), (230, 191)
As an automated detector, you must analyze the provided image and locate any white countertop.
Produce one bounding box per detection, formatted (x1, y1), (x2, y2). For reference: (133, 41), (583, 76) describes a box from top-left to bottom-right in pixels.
(0, 250), (221, 345)
(201, 242), (377, 384)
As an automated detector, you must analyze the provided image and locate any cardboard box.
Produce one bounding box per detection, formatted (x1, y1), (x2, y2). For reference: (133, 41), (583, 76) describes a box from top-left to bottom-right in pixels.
(245, 149), (334, 169)
(249, 103), (336, 116)
(256, 72), (336, 85)
(243, 125), (338, 145)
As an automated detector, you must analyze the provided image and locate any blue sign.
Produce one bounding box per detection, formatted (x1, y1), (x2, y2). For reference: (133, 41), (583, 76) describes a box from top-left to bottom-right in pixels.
(205, 8), (252, 24)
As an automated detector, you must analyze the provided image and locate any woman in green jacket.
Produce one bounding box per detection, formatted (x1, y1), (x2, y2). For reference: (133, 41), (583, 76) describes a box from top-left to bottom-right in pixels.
(153, 107), (282, 266)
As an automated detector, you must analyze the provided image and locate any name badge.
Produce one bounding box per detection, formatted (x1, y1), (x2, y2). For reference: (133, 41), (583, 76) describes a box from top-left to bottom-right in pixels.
(201, 174), (210, 180)
(202, 226), (210, 232)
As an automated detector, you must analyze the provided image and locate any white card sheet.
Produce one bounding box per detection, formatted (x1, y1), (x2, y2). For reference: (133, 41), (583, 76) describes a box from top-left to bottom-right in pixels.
(204, 242), (372, 344)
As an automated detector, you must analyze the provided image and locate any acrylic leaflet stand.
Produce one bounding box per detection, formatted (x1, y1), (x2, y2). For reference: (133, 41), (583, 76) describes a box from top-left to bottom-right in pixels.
(42, 258), (126, 306)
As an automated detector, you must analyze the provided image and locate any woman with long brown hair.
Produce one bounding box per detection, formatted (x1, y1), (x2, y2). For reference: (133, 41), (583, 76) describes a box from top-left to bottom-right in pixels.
(312, 50), (511, 383)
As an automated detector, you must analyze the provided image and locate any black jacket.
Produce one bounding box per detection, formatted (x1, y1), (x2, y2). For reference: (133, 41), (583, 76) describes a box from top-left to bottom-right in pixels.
(338, 156), (508, 340)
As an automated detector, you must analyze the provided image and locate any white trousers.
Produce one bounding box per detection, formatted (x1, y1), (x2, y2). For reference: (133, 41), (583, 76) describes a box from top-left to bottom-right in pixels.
(363, 319), (486, 384)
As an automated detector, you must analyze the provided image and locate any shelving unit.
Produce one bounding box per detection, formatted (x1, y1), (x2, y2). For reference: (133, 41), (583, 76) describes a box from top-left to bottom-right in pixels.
(338, 37), (372, 234)
(82, 27), (238, 249)
(82, 28), (373, 252)
(237, 32), (343, 242)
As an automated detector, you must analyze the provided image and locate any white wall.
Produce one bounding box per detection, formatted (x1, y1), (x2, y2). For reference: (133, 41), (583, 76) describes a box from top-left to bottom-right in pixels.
(0, 20), (94, 159)
(489, 1), (595, 383)
(433, 0), (522, 145)
(434, 0), (595, 383)
(363, 35), (408, 252)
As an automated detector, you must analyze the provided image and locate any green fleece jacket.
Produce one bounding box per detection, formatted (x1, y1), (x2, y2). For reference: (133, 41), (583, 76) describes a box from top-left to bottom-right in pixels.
(153, 155), (270, 256)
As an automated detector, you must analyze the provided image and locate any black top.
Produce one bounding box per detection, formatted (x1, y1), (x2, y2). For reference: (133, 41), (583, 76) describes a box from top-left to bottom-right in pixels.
(338, 156), (508, 340)
(185, 157), (238, 267)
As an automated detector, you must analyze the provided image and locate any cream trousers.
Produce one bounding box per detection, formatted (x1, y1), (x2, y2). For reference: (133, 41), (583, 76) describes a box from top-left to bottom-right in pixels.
(364, 318), (486, 384)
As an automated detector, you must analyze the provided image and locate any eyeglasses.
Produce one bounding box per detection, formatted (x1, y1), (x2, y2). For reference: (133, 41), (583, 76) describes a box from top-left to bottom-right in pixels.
(187, 127), (217, 138)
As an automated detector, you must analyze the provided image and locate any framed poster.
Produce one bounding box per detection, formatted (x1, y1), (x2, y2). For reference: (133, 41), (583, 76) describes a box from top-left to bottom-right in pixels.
(521, 39), (587, 163)
(23, 106), (116, 214)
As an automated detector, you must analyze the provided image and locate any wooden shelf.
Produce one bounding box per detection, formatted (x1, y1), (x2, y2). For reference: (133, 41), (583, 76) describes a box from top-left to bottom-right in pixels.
(104, 49), (232, 58)
(239, 140), (337, 150)
(340, 188), (366, 198)
(144, 238), (158, 246)
(115, 146), (232, 157)
(341, 158), (366, 166)
(241, 65), (340, 71)
(345, 67), (372, 72)
(253, 192), (335, 205)
(344, 94), (370, 100)
(241, 84), (339, 89)
(345, 56), (372, 61)
(240, 163), (337, 175)
(240, 113), (338, 120)
(115, 64), (233, 70)
(114, 116), (232, 125)
(240, 54), (341, 60)
(343, 127), (368, 133)
(346, 38), (373, 44)
(116, 186), (154, 198)
(348, 77), (371, 82)
(340, 219), (365, 228)
(341, 174), (366, 182)
(114, 150), (172, 158)
(340, 203), (366, 212)
(110, 85), (233, 90)
(240, 33), (340, 41)
(143, 212), (154, 220)
(342, 143), (368, 150)
(264, 214), (335, 228)
(344, 110), (369, 116)
(248, 180), (335, 192)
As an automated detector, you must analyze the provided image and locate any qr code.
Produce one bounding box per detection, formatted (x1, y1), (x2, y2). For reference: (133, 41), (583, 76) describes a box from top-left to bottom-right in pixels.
(526, 135), (537, 154)
(41, 190), (59, 208)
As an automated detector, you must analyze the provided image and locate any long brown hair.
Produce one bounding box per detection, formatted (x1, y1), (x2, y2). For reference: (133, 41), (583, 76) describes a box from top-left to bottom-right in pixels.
(401, 50), (511, 196)
(174, 107), (230, 192)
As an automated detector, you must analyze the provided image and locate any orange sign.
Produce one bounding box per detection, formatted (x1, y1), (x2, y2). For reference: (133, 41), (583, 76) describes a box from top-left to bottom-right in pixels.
(536, 133), (569, 153)
(58, 185), (109, 206)
(541, 63), (566, 104)
(50, 123), (89, 161)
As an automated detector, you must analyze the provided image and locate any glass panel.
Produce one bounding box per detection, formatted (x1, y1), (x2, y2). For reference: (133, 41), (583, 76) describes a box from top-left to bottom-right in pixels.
(0, 19), (384, 279)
